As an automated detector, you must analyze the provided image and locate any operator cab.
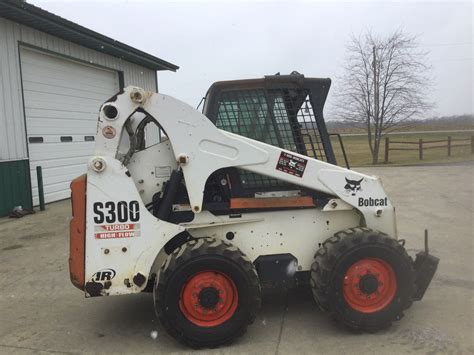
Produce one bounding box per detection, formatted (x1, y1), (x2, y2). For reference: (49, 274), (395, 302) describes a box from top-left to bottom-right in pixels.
(203, 72), (336, 163)
(202, 72), (337, 196)
(150, 72), (346, 222)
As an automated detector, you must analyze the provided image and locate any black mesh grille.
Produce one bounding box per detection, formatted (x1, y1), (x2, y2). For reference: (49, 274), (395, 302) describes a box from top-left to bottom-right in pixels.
(269, 90), (327, 161)
(297, 96), (327, 161)
(216, 88), (326, 190)
(217, 89), (279, 146)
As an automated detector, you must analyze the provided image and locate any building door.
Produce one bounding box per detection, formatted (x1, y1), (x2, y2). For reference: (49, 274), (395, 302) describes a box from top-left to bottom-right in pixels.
(20, 47), (119, 204)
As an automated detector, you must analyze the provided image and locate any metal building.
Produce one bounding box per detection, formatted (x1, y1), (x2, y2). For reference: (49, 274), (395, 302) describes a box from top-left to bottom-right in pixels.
(0, 0), (178, 216)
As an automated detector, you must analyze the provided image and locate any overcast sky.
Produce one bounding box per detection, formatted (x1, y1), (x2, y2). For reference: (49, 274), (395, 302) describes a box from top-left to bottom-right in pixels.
(31, 0), (473, 118)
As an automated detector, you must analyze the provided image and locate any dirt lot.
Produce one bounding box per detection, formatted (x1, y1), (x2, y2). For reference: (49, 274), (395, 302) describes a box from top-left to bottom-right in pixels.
(0, 164), (473, 354)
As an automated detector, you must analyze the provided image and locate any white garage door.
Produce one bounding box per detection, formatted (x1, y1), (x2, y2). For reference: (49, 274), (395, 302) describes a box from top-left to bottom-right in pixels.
(20, 47), (120, 205)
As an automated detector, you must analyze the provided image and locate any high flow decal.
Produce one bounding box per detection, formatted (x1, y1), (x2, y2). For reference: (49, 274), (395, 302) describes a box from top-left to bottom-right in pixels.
(276, 152), (307, 178)
(93, 200), (140, 224)
(94, 223), (141, 239)
(344, 177), (363, 196)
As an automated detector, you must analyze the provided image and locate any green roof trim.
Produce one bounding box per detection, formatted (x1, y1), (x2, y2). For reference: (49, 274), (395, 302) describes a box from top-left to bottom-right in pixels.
(0, 0), (179, 71)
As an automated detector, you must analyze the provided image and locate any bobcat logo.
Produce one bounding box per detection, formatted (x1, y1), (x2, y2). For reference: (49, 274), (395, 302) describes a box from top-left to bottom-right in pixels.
(344, 177), (363, 196)
(288, 159), (297, 168)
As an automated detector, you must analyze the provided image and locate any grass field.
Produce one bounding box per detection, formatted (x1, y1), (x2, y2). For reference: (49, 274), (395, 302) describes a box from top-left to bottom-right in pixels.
(329, 131), (474, 167)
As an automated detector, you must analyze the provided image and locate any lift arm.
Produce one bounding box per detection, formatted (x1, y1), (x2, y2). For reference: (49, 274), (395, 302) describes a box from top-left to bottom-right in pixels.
(94, 87), (396, 237)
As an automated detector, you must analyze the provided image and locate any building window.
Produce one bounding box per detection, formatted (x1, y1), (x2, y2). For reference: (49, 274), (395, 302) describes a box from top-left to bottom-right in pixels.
(28, 137), (43, 143)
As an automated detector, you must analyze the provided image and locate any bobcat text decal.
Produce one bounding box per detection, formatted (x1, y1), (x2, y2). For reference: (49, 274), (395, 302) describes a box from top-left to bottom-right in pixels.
(358, 197), (388, 207)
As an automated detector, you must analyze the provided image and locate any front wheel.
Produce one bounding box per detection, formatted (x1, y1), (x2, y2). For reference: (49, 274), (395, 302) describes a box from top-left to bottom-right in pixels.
(311, 228), (415, 331)
(154, 238), (261, 348)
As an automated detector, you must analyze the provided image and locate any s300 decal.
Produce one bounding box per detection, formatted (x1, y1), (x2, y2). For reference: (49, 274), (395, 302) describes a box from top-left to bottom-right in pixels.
(93, 200), (140, 224)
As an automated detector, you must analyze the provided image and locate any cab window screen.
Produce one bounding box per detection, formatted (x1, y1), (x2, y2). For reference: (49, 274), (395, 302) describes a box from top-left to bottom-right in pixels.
(216, 89), (294, 189)
(215, 87), (328, 190)
(217, 89), (283, 146)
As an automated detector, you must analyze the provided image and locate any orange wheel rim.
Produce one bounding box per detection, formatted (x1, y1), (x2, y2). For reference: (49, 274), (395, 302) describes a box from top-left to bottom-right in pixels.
(343, 258), (397, 313)
(179, 271), (238, 327)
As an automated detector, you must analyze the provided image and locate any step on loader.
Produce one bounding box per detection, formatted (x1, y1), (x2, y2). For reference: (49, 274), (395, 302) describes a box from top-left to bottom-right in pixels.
(69, 72), (439, 348)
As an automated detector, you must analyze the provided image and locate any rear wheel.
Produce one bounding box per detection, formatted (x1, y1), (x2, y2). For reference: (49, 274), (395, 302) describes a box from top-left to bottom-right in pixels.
(154, 238), (261, 348)
(311, 227), (415, 331)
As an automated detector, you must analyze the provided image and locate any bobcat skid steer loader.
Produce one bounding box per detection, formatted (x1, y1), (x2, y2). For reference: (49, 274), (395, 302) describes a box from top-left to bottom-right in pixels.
(69, 73), (438, 348)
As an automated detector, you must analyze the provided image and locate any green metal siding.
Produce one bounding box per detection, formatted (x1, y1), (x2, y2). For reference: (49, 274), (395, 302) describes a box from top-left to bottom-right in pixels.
(0, 159), (32, 216)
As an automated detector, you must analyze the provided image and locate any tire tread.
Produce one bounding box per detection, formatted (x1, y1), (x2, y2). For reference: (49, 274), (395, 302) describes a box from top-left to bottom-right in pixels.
(310, 227), (414, 331)
(155, 237), (261, 348)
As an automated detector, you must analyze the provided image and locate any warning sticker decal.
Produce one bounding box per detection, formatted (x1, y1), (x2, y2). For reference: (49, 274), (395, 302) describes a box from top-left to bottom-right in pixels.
(94, 223), (140, 240)
(276, 152), (308, 178)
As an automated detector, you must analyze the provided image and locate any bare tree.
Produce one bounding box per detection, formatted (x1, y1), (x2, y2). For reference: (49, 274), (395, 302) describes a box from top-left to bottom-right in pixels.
(335, 31), (432, 164)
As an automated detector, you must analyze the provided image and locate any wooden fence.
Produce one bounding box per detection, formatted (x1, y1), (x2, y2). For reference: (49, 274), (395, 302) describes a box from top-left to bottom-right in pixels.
(384, 136), (474, 163)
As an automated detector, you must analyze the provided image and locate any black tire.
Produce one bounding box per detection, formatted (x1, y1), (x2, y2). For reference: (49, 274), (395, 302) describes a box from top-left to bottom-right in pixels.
(154, 237), (261, 348)
(310, 227), (415, 332)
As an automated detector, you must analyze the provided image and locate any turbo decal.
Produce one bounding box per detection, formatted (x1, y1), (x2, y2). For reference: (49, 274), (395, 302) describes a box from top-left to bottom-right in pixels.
(276, 152), (307, 178)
